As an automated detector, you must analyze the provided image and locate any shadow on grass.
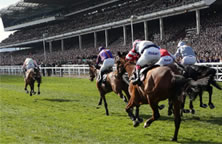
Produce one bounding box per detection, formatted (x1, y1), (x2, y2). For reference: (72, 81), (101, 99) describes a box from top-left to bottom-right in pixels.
(35, 98), (80, 102)
(179, 138), (222, 144)
(183, 116), (222, 126)
(140, 113), (222, 126)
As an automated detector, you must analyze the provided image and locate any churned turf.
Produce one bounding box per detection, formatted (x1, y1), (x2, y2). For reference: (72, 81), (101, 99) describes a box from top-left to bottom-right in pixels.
(0, 75), (222, 144)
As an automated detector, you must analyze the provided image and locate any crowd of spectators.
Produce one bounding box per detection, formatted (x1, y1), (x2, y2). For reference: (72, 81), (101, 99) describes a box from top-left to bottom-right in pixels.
(0, 0), (202, 45)
(0, 0), (221, 66)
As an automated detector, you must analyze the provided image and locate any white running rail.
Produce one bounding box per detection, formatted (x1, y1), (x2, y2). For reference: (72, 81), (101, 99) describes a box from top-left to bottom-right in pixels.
(0, 63), (222, 81)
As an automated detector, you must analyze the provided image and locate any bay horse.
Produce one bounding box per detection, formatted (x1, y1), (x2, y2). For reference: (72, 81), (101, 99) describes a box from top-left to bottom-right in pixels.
(24, 68), (42, 96)
(116, 52), (209, 141)
(88, 62), (130, 116)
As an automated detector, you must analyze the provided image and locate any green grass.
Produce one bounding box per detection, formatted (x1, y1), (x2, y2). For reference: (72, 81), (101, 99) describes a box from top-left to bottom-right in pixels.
(0, 75), (222, 144)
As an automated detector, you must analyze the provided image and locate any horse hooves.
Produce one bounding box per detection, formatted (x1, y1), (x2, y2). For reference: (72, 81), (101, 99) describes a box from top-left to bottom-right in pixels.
(191, 109), (195, 114)
(38, 92), (40, 95)
(143, 122), (150, 128)
(133, 120), (140, 127)
(158, 104), (165, 110)
(137, 117), (143, 123)
(209, 103), (215, 109)
(200, 104), (208, 108)
(171, 137), (177, 141)
(183, 109), (190, 113)
(168, 110), (173, 116)
(30, 94), (32, 96)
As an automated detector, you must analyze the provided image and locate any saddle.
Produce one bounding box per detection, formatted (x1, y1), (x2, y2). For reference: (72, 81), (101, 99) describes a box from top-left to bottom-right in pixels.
(131, 65), (160, 82)
(101, 68), (113, 83)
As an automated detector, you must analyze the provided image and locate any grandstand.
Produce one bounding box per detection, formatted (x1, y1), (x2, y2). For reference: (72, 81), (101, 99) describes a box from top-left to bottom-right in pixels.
(0, 0), (221, 66)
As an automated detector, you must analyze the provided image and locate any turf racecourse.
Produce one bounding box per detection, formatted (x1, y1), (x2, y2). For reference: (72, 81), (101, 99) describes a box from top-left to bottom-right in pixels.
(0, 75), (222, 144)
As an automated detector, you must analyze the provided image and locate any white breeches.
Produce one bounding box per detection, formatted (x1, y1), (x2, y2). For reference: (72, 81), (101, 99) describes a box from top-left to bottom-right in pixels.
(100, 58), (114, 72)
(136, 48), (160, 67)
(156, 56), (174, 66)
(181, 55), (196, 65)
(26, 63), (35, 70)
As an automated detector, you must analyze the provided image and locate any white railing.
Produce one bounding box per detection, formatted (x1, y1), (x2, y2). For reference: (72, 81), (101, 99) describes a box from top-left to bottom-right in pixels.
(0, 65), (89, 77)
(195, 62), (222, 81)
(0, 63), (222, 81)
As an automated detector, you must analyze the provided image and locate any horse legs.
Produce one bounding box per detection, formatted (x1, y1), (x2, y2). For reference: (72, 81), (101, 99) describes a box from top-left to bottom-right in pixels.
(97, 97), (103, 106)
(189, 100), (195, 114)
(168, 99), (173, 116)
(100, 93), (109, 116)
(125, 101), (137, 126)
(37, 82), (40, 95)
(118, 92), (128, 104)
(207, 86), (214, 109)
(181, 94), (190, 115)
(171, 99), (181, 141)
(199, 88), (207, 108)
(144, 102), (160, 128)
(24, 83), (29, 93)
(132, 106), (143, 127)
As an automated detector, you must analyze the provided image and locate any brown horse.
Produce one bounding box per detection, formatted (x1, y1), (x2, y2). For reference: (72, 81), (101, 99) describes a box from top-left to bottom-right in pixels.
(24, 68), (42, 96)
(88, 62), (130, 116)
(116, 52), (208, 141)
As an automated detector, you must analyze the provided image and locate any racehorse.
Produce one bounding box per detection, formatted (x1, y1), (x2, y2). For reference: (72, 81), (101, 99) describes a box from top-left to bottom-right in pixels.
(116, 52), (209, 141)
(88, 62), (130, 116)
(24, 68), (42, 96)
(177, 65), (222, 114)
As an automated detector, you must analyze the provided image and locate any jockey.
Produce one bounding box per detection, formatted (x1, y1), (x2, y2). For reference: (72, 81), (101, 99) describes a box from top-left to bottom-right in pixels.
(174, 40), (196, 65)
(156, 48), (175, 66)
(125, 40), (161, 85)
(95, 46), (114, 84)
(22, 58), (39, 77)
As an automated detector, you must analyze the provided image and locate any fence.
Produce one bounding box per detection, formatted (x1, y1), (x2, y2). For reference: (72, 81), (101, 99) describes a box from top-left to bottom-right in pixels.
(0, 63), (222, 81)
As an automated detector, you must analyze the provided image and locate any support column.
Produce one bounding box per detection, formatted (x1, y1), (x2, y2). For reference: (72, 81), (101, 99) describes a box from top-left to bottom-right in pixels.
(123, 25), (127, 46)
(131, 18), (134, 45)
(196, 10), (200, 35)
(42, 37), (46, 61)
(144, 21), (148, 40)
(105, 29), (108, 48)
(94, 32), (97, 48)
(159, 18), (164, 41)
(79, 35), (82, 50)
(49, 41), (52, 53)
(61, 39), (64, 52)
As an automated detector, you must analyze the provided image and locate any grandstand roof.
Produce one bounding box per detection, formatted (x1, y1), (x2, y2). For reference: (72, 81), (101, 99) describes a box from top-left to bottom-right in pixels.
(24, 0), (75, 5)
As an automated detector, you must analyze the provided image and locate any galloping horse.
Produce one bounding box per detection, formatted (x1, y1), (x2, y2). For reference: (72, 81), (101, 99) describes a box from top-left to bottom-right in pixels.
(24, 68), (42, 96)
(176, 65), (222, 114)
(116, 52), (208, 141)
(88, 62), (130, 115)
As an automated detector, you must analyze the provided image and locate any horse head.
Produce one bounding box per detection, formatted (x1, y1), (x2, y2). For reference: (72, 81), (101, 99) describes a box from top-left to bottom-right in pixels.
(88, 63), (97, 82)
(116, 51), (136, 78)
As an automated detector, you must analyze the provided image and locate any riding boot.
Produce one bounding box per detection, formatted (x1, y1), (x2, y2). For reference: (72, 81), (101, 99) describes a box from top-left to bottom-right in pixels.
(132, 66), (142, 86)
(98, 71), (104, 85)
(23, 69), (26, 78)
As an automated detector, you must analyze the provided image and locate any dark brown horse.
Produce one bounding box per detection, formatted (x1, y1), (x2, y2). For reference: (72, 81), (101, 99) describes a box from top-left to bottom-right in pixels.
(88, 63), (130, 115)
(116, 52), (208, 141)
(24, 68), (42, 96)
